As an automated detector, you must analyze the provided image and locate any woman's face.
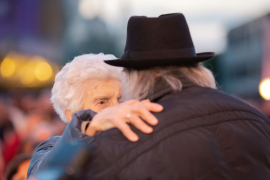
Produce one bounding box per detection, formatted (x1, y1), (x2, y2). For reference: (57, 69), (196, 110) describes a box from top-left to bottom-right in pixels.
(83, 79), (122, 113)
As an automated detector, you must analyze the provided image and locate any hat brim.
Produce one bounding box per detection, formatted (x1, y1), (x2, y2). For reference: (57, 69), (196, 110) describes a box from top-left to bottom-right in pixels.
(104, 52), (215, 70)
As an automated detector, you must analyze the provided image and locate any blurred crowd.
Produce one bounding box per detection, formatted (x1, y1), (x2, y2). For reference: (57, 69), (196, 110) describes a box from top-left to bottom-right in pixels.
(0, 89), (66, 180)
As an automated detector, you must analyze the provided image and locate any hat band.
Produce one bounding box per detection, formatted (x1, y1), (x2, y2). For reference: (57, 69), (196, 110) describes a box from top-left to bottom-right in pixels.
(120, 47), (196, 60)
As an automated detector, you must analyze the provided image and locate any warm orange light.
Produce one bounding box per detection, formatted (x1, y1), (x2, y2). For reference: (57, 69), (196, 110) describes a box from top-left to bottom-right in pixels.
(259, 78), (270, 100)
(1, 57), (16, 77)
(0, 52), (57, 87)
(35, 61), (52, 81)
(19, 62), (36, 84)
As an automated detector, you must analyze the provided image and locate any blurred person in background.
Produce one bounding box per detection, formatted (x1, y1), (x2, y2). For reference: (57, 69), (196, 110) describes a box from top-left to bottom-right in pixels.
(0, 96), (21, 179)
(18, 111), (61, 155)
(27, 53), (163, 178)
(0, 89), (65, 178)
(5, 154), (31, 180)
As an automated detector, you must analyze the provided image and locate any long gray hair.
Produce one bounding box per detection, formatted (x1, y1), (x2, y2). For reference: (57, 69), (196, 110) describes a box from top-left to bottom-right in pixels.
(123, 64), (216, 101)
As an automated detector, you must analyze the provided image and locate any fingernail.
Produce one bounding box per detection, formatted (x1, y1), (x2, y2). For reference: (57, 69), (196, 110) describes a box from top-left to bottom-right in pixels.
(152, 118), (158, 125)
(156, 105), (163, 110)
(132, 135), (139, 142)
(147, 127), (153, 133)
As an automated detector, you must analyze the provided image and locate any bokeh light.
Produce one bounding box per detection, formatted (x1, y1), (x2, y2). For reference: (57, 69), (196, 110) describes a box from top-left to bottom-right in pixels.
(19, 62), (36, 85)
(259, 78), (270, 100)
(1, 57), (16, 77)
(79, 0), (101, 19)
(0, 52), (57, 87)
(35, 61), (52, 81)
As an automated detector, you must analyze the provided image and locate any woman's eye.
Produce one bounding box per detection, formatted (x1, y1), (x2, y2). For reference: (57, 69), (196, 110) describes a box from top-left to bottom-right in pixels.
(99, 101), (105, 105)
(98, 100), (108, 105)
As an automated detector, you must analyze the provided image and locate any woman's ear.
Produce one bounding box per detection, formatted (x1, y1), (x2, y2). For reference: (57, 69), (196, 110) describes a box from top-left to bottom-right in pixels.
(65, 109), (72, 122)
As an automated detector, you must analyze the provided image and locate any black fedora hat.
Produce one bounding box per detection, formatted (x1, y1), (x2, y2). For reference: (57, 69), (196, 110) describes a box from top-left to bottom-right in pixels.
(105, 13), (215, 69)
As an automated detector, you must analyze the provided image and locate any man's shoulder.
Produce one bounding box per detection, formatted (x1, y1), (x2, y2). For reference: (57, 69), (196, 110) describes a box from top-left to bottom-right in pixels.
(157, 86), (269, 122)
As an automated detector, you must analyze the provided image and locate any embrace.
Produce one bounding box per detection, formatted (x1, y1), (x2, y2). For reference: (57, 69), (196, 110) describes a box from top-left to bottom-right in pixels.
(28, 13), (270, 180)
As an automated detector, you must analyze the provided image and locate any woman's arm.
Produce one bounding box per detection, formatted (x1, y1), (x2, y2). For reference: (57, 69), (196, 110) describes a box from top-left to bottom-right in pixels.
(27, 100), (163, 179)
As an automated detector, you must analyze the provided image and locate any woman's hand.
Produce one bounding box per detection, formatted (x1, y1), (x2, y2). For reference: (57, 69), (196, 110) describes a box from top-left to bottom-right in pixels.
(85, 99), (163, 142)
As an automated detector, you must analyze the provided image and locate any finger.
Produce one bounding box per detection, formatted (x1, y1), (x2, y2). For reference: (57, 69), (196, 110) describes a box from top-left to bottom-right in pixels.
(141, 101), (163, 112)
(125, 99), (139, 105)
(116, 120), (139, 142)
(131, 105), (159, 126)
(130, 114), (153, 134)
(85, 122), (98, 136)
(141, 99), (150, 103)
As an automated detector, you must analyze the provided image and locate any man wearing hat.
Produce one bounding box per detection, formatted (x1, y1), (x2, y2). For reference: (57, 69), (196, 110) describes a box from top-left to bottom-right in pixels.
(82, 13), (270, 179)
(33, 13), (270, 179)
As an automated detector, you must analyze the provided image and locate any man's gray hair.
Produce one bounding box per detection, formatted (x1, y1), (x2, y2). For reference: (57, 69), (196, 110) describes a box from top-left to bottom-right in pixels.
(123, 64), (216, 100)
(51, 53), (123, 122)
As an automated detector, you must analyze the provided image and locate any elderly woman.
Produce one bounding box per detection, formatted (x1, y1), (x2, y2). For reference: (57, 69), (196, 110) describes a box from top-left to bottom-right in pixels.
(27, 53), (163, 178)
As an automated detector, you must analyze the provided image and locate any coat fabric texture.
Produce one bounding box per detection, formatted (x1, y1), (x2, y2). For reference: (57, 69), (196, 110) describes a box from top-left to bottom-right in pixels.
(28, 76), (270, 180)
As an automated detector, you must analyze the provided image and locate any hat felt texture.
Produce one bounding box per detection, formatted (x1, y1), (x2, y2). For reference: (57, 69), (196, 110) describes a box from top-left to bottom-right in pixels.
(105, 13), (215, 69)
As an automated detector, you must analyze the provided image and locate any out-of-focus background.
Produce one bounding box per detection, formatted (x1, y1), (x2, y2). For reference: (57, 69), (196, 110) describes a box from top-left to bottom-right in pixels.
(0, 0), (270, 179)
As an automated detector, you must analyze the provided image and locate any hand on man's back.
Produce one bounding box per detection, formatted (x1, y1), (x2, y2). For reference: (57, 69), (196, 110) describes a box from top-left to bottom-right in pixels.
(85, 99), (163, 142)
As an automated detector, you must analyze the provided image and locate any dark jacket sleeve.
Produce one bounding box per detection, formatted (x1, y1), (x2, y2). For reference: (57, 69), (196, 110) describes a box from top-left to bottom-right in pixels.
(27, 109), (97, 179)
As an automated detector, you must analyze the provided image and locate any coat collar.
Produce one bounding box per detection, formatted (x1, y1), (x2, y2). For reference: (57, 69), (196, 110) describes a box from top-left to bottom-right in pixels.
(147, 73), (196, 102)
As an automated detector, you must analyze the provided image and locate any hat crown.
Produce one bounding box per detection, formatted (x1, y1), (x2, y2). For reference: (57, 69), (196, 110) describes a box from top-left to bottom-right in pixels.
(124, 13), (195, 53)
(104, 13), (215, 69)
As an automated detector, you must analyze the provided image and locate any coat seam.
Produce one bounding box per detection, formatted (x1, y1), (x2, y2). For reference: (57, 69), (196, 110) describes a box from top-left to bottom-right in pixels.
(116, 109), (268, 169)
(211, 124), (233, 180)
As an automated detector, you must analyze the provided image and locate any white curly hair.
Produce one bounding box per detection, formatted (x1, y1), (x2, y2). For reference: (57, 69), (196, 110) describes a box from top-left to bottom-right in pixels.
(51, 53), (123, 122)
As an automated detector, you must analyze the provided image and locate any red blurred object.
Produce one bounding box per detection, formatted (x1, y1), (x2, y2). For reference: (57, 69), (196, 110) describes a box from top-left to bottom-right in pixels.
(2, 131), (21, 166)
